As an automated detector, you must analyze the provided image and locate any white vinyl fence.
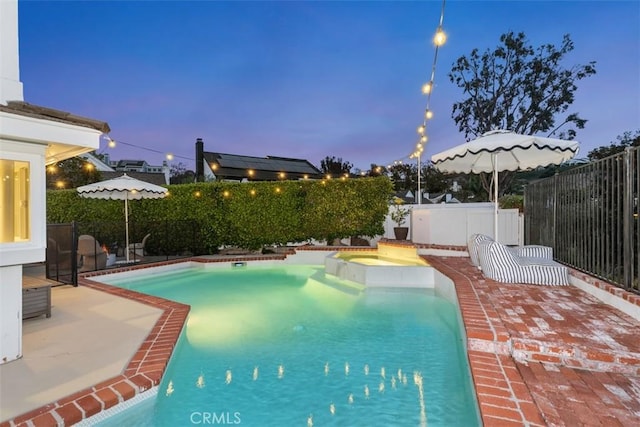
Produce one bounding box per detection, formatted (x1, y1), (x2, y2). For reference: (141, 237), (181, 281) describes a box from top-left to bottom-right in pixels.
(383, 203), (523, 246)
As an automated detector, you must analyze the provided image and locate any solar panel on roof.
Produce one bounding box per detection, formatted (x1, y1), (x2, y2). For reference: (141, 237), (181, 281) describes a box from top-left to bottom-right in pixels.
(208, 152), (320, 175)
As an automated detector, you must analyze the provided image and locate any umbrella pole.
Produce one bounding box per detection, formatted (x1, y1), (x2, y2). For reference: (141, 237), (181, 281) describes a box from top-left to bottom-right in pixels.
(494, 155), (499, 242)
(125, 194), (130, 262)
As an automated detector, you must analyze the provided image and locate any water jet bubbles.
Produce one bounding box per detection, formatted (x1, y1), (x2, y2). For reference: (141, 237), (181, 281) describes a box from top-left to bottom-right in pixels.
(348, 393), (354, 404)
(166, 380), (174, 396)
(253, 366), (259, 381)
(391, 376), (397, 389)
(329, 402), (336, 415)
(364, 384), (370, 399)
(324, 362), (329, 376)
(344, 362), (350, 376)
(225, 370), (232, 385)
(278, 364), (285, 379)
(378, 381), (385, 393)
(196, 373), (205, 389)
(307, 414), (313, 427)
(364, 364), (369, 375)
(402, 374), (408, 385)
(397, 368), (402, 382)
(380, 366), (386, 379)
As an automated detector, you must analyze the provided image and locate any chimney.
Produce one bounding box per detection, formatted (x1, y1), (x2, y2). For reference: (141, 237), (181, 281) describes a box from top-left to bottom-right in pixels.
(195, 138), (204, 182)
(0, 0), (25, 105)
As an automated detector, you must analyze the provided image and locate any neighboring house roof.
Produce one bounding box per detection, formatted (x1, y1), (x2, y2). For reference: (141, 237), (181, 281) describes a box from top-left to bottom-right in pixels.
(99, 171), (167, 187)
(203, 152), (323, 181)
(116, 160), (147, 168)
(79, 153), (115, 172)
(393, 190), (415, 204)
(0, 101), (110, 133)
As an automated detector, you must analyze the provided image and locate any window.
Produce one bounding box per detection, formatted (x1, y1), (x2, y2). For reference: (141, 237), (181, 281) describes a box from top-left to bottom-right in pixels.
(0, 159), (30, 243)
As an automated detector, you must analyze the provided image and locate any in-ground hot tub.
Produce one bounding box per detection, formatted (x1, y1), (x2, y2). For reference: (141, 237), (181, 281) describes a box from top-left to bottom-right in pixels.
(324, 242), (435, 288)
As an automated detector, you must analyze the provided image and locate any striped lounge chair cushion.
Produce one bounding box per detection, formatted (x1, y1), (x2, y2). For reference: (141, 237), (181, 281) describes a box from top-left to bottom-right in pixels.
(468, 233), (494, 268)
(510, 245), (553, 259)
(478, 240), (569, 286)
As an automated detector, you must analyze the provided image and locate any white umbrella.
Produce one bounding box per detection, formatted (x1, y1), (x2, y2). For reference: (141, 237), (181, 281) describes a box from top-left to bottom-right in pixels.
(77, 174), (168, 261)
(431, 130), (579, 241)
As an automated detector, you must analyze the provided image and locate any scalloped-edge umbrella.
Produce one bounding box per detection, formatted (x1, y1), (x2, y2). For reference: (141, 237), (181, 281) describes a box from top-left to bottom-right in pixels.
(431, 130), (579, 241)
(77, 174), (167, 261)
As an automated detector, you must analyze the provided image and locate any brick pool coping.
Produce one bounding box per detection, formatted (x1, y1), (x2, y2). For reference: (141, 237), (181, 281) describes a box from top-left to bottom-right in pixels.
(3, 248), (639, 426)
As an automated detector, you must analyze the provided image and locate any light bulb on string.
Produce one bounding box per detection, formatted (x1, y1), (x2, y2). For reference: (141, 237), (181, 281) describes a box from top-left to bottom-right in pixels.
(434, 27), (446, 46)
(166, 153), (174, 161)
(421, 82), (433, 95)
(417, 125), (426, 135)
(425, 110), (434, 120)
(421, 135), (428, 143)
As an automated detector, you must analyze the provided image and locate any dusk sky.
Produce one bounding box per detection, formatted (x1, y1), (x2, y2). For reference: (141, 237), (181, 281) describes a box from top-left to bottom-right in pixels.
(17, 0), (640, 172)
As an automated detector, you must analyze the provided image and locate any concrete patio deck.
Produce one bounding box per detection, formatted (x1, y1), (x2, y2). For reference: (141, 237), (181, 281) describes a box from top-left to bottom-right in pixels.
(2, 251), (639, 426)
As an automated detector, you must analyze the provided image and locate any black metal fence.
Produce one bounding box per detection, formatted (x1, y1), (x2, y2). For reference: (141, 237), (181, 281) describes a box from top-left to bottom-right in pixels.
(525, 147), (639, 293)
(46, 220), (205, 285)
(46, 223), (77, 285)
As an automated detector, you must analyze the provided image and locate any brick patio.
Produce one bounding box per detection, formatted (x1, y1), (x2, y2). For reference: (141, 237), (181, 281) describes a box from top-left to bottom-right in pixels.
(426, 255), (640, 426)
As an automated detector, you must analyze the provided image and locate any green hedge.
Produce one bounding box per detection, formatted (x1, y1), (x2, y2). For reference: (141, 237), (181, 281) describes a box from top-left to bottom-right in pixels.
(47, 177), (393, 251)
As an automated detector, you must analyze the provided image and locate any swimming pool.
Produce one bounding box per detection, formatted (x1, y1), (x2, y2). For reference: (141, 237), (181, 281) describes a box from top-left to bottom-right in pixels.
(95, 264), (480, 426)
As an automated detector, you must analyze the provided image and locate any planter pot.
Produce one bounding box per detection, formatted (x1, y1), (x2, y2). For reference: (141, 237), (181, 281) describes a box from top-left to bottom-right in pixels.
(393, 227), (409, 240)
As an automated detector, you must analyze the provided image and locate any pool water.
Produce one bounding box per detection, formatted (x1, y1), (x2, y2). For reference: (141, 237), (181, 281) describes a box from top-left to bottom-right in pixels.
(97, 265), (479, 426)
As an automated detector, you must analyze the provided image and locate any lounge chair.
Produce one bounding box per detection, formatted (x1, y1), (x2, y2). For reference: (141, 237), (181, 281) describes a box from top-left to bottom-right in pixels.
(476, 237), (569, 286)
(467, 233), (552, 269)
(77, 235), (107, 272)
(127, 233), (151, 260)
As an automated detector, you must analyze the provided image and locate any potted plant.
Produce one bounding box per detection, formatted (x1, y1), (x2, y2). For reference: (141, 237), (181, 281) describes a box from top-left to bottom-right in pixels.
(390, 197), (410, 240)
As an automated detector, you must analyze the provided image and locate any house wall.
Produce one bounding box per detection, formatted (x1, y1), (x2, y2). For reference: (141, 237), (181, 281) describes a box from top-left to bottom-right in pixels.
(0, 0), (23, 104)
(0, 139), (46, 364)
(0, 0), (104, 365)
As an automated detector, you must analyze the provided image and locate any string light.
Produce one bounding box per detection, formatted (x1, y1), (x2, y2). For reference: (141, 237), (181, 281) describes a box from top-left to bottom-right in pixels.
(101, 135), (193, 163)
(382, 0), (445, 204)
(434, 26), (447, 46)
(385, 0), (446, 171)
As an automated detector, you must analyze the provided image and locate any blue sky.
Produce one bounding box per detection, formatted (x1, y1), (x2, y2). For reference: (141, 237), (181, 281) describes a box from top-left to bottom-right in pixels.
(17, 0), (640, 171)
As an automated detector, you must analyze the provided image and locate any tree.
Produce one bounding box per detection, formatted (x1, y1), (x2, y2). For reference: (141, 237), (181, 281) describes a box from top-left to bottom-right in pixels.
(365, 163), (387, 177)
(587, 130), (640, 160)
(421, 164), (449, 194)
(320, 156), (353, 176)
(46, 157), (101, 189)
(448, 31), (596, 199)
(388, 163), (416, 192)
(169, 162), (196, 184)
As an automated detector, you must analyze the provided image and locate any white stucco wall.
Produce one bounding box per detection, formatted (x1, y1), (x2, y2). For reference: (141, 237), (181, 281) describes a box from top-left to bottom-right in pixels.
(0, 0), (24, 104)
(0, 0), (105, 365)
(0, 266), (22, 363)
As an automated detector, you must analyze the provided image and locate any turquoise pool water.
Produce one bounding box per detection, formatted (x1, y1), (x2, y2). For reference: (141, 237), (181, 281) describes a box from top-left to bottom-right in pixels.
(97, 265), (479, 426)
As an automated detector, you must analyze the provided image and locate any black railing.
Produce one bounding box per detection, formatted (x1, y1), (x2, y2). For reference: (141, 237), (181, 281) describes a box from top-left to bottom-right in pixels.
(46, 223), (77, 285)
(525, 147), (639, 293)
(46, 220), (206, 284)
